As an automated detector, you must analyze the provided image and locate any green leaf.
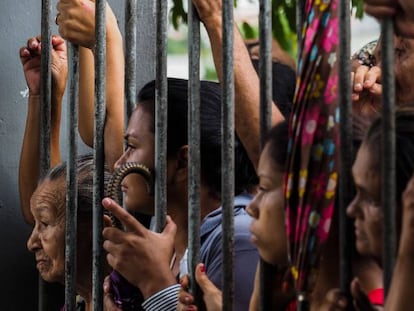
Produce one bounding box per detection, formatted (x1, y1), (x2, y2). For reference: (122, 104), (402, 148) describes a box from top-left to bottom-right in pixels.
(241, 21), (257, 39)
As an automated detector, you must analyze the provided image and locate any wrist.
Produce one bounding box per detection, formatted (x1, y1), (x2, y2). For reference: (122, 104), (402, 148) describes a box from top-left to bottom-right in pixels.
(201, 14), (223, 31)
(106, 9), (122, 45)
(139, 272), (176, 300)
(28, 93), (40, 99)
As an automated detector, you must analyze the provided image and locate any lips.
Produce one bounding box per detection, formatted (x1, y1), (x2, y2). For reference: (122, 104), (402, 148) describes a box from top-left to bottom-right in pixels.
(120, 182), (128, 193)
(354, 225), (366, 240)
(36, 259), (48, 270)
(249, 223), (259, 244)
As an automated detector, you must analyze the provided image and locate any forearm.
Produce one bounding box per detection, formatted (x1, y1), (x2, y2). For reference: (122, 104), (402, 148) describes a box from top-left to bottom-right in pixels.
(78, 9), (124, 169)
(384, 254), (414, 310)
(203, 18), (284, 169)
(78, 46), (95, 148)
(51, 86), (63, 167)
(385, 218), (414, 310)
(104, 15), (124, 169)
(19, 96), (41, 225)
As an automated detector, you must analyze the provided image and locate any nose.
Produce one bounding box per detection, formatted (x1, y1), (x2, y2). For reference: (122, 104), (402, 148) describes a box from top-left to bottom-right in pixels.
(114, 152), (127, 170)
(346, 195), (360, 219)
(246, 195), (259, 219)
(27, 227), (41, 252)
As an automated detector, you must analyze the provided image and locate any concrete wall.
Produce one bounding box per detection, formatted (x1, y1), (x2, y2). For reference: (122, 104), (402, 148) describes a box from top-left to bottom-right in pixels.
(0, 1), (155, 309)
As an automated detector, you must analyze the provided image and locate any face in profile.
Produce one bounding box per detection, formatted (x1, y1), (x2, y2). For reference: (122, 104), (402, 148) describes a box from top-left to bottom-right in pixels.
(246, 143), (287, 265)
(347, 143), (383, 262)
(27, 179), (65, 283)
(393, 36), (414, 105)
(114, 106), (156, 215)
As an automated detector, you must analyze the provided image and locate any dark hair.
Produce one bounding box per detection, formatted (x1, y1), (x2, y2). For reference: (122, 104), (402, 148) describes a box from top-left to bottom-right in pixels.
(364, 108), (414, 207)
(251, 59), (295, 119)
(263, 120), (290, 170)
(44, 154), (111, 220)
(137, 78), (256, 197)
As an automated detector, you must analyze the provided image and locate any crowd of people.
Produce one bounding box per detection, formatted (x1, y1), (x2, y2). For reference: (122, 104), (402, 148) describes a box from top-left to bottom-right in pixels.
(17, 0), (414, 310)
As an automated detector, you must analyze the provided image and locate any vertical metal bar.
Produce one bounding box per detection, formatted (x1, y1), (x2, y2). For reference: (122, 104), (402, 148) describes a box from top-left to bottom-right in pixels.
(222, 1), (235, 310)
(39, 1), (52, 310)
(65, 44), (79, 311)
(154, 0), (168, 233)
(259, 0), (272, 145)
(40, 0), (52, 177)
(93, 0), (106, 310)
(125, 0), (138, 119)
(258, 0), (273, 310)
(338, 0), (353, 301)
(296, 0), (305, 55)
(187, 0), (202, 303)
(381, 18), (396, 296)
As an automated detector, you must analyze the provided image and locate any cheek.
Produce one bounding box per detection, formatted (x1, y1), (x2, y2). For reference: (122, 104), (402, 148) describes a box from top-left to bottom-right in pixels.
(123, 176), (154, 213)
(261, 193), (286, 239)
(42, 226), (66, 276)
(364, 207), (383, 247)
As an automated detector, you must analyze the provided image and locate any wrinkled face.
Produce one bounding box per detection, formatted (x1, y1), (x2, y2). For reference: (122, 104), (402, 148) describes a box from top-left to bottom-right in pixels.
(246, 144), (287, 265)
(394, 36), (414, 105)
(114, 106), (156, 214)
(27, 179), (65, 283)
(376, 36), (414, 105)
(347, 144), (383, 262)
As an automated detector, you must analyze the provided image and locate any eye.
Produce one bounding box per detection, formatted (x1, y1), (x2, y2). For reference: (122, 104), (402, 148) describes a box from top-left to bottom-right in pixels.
(124, 142), (136, 151)
(258, 186), (267, 192)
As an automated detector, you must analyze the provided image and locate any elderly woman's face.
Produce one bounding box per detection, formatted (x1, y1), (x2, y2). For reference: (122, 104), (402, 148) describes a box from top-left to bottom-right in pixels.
(347, 144), (383, 263)
(27, 179), (65, 283)
(394, 36), (414, 104)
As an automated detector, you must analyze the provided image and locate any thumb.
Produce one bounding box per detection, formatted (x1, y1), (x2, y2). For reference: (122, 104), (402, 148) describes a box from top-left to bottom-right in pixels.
(162, 215), (177, 238)
(195, 263), (218, 294)
(103, 275), (111, 294)
(351, 278), (375, 311)
(180, 274), (190, 290)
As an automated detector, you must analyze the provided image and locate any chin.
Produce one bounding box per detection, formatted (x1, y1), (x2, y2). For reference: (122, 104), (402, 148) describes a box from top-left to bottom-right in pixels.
(356, 243), (371, 257)
(41, 273), (64, 284)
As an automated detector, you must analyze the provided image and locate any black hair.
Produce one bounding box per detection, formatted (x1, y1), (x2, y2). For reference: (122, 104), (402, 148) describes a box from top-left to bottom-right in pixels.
(44, 154), (111, 219)
(364, 108), (414, 207)
(263, 120), (290, 170)
(137, 78), (257, 198)
(251, 59), (295, 119)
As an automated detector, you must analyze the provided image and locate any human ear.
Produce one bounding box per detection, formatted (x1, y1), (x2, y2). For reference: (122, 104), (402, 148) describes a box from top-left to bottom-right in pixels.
(173, 145), (189, 183)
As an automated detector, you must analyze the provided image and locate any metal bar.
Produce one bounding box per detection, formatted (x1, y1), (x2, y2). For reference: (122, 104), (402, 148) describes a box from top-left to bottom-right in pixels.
(39, 1), (52, 309)
(40, 0), (52, 178)
(125, 0), (138, 119)
(65, 44), (79, 311)
(222, 1), (235, 310)
(381, 18), (396, 296)
(259, 0), (272, 144)
(296, 0), (305, 55)
(92, 0), (106, 310)
(338, 0), (353, 302)
(154, 0), (168, 233)
(258, 0), (273, 310)
(187, 0), (202, 303)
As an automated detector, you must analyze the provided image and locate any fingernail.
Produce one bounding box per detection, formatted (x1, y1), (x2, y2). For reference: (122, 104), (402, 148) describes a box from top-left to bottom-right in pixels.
(355, 83), (362, 90)
(200, 264), (205, 273)
(338, 298), (347, 306)
(188, 306), (195, 311)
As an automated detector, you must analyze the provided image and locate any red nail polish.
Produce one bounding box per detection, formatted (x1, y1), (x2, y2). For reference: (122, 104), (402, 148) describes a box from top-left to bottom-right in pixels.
(200, 264), (205, 273)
